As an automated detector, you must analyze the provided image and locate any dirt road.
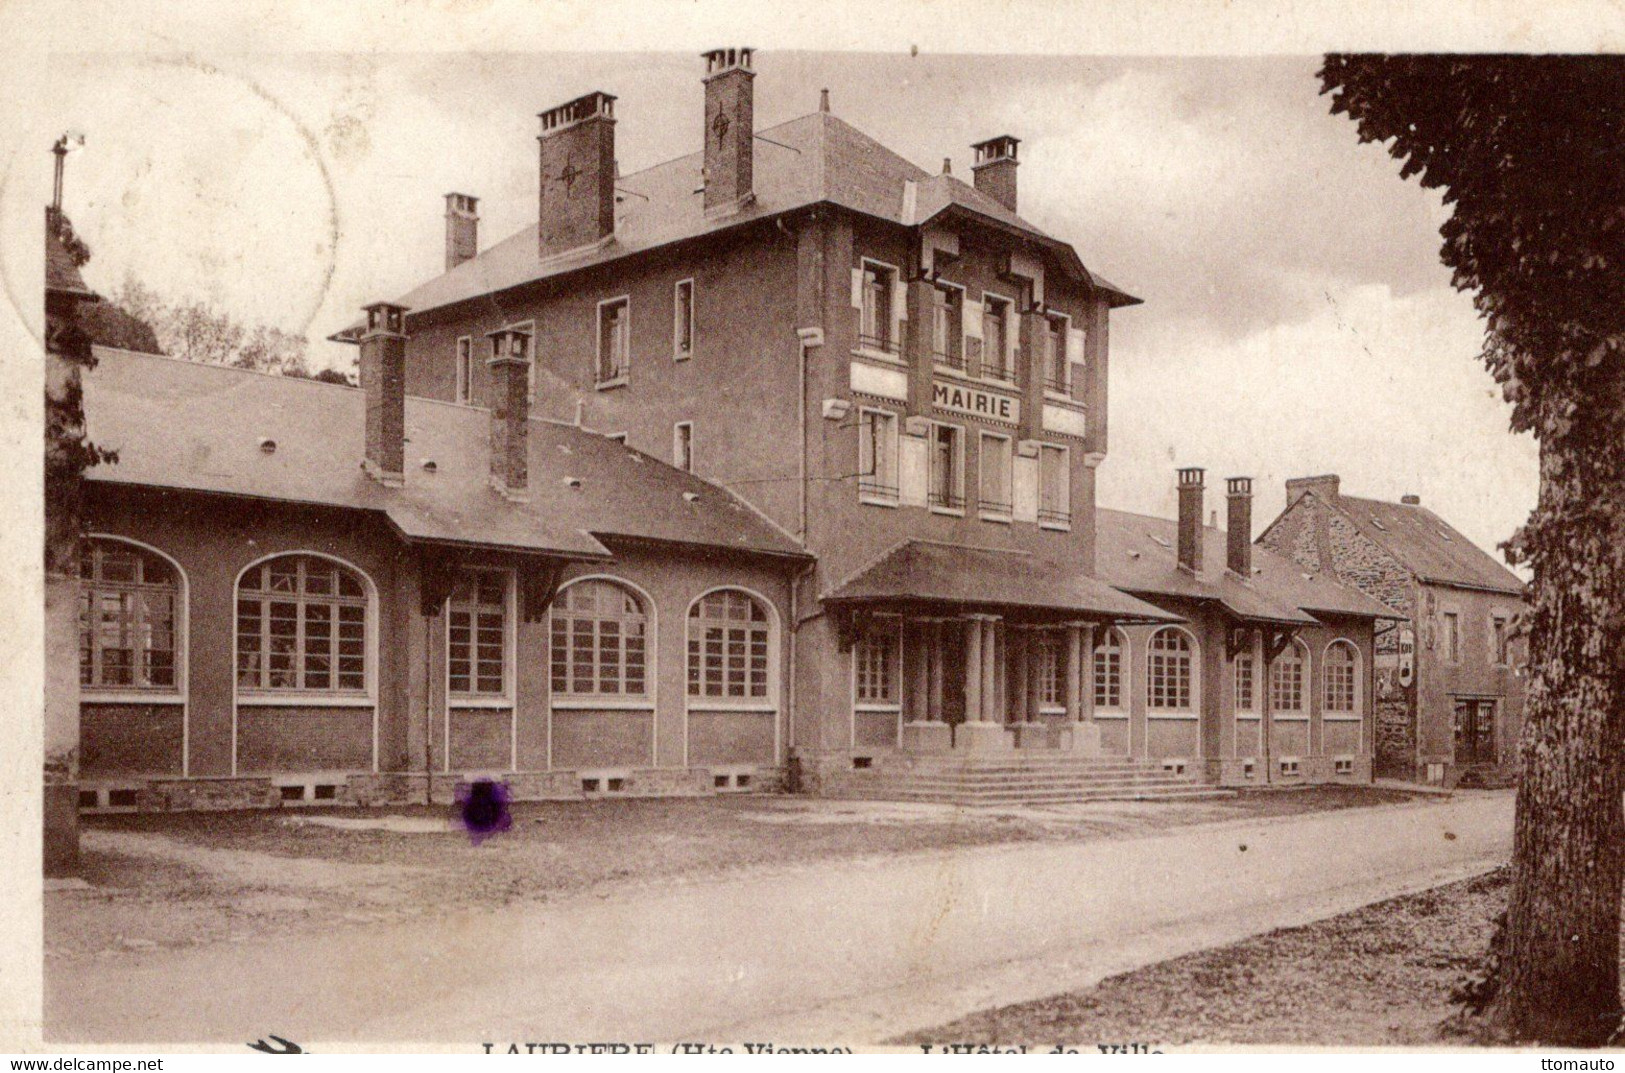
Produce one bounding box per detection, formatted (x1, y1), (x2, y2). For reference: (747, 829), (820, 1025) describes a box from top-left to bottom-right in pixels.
(46, 792), (1513, 1049)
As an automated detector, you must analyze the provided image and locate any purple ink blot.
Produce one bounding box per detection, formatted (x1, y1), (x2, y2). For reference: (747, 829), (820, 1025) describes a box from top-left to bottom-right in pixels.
(456, 779), (512, 845)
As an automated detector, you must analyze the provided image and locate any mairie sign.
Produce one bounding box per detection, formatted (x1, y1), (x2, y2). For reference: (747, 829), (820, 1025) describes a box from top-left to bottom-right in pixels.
(932, 379), (1020, 424)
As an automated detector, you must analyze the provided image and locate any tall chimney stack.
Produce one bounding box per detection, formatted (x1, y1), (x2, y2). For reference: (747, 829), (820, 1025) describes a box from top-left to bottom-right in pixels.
(971, 135), (1020, 213)
(444, 193), (479, 271)
(485, 327), (532, 500)
(702, 47), (756, 215)
(1285, 473), (1340, 506)
(1226, 477), (1254, 577)
(537, 91), (617, 259)
(1176, 467), (1205, 574)
(359, 302), (409, 487)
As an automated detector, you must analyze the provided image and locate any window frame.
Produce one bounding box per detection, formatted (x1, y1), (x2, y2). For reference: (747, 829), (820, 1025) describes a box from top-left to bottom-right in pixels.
(1490, 613), (1510, 667)
(686, 587), (777, 710)
(927, 420), (966, 515)
(851, 615), (903, 712)
(979, 291), (1017, 385)
(673, 420), (695, 473)
(673, 278), (695, 362)
(234, 552), (375, 705)
(1041, 312), (1071, 397)
(1146, 626), (1199, 717)
(1441, 609), (1461, 664)
(1037, 442), (1072, 530)
(855, 258), (903, 360)
(548, 576), (655, 708)
(1269, 637), (1310, 719)
(596, 295), (632, 388)
(445, 567), (516, 706)
(79, 536), (187, 702)
(1093, 627), (1128, 716)
(930, 281), (966, 372)
(1036, 629), (1066, 714)
(1322, 638), (1362, 720)
(977, 430), (1013, 522)
(1234, 641), (1258, 715)
(455, 335), (474, 405)
(857, 406), (900, 507)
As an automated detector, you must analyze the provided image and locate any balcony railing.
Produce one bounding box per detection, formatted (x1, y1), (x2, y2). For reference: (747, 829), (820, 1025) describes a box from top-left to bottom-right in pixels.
(1038, 506), (1072, 527)
(981, 363), (1018, 385)
(1044, 372), (1071, 394)
(933, 348), (965, 372)
(979, 495), (1013, 516)
(858, 475), (900, 502)
(856, 331), (902, 357)
(927, 488), (965, 511)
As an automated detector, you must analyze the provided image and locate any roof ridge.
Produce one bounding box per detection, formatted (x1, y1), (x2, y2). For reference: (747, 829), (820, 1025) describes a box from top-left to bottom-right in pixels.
(93, 345), (362, 392)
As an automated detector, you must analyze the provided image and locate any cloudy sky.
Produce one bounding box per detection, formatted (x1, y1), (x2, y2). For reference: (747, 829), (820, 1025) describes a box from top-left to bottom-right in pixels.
(16, 44), (1538, 564)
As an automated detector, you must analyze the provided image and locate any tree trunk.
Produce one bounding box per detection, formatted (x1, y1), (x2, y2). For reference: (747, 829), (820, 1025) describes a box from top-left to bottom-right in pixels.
(1483, 422), (1625, 1046)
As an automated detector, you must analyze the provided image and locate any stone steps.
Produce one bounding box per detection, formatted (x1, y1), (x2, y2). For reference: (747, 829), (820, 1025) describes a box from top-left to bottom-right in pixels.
(824, 752), (1230, 805)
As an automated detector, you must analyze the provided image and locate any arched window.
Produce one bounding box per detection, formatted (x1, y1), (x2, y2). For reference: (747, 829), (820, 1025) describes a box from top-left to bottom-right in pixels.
(688, 589), (771, 700)
(1093, 628), (1125, 710)
(236, 555), (368, 695)
(1147, 627), (1195, 711)
(1324, 640), (1359, 714)
(79, 538), (181, 692)
(550, 579), (649, 698)
(1270, 638), (1308, 714)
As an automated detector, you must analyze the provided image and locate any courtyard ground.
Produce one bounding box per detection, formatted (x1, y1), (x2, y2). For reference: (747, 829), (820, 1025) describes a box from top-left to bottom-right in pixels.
(49, 786), (1415, 962)
(893, 868), (1514, 1048)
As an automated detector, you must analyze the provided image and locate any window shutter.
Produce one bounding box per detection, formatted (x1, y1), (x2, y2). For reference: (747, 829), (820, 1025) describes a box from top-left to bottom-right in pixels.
(1067, 327), (1086, 367)
(963, 296), (983, 339)
(891, 273), (908, 323)
(850, 267), (864, 309)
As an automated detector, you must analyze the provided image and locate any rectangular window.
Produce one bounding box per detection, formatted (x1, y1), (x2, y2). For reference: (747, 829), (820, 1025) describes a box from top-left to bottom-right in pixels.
(854, 624), (899, 705)
(673, 279), (695, 361)
(674, 421), (694, 473)
(1043, 315), (1068, 394)
(858, 408), (899, 504)
(978, 433), (1012, 518)
(858, 260), (899, 356)
(981, 296), (1014, 383)
(928, 423), (965, 511)
(455, 336), (473, 404)
(1442, 611), (1460, 662)
(1492, 616), (1509, 665)
(931, 285), (963, 370)
(1038, 633), (1063, 708)
(1094, 633), (1123, 710)
(449, 569), (508, 698)
(1235, 652), (1255, 712)
(597, 297), (630, 384)
(1038, 443), (1071, 528)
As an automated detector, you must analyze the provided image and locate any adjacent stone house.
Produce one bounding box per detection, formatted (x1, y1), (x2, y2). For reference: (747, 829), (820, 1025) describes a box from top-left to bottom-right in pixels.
(1258, 475), (1527, 786)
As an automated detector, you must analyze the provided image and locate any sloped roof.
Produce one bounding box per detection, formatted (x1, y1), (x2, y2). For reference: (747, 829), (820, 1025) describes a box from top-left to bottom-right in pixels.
(1334, 494), (1525, 596)
(77, 301), (161, 354)
(821, 538), (1179, 622)
(1096, 508), (1400, 624)
(81, 347), (808, 561)
(348, 111), (1137, 332)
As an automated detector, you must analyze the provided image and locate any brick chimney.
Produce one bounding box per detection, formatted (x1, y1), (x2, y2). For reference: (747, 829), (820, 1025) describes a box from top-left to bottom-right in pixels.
(1226, 477), (1253, 577)
(486, 327), (532, 500)
(1177, 467), (1205, 574)
(1401, 493), (1421, 505)
(538, 91), (617, 259)
(1286, 473), (1341, 506)
(702, 47), (755, 215)
(971, 135), (1020, 213)
(359, 301), (408, 487)
(444, 193), (478, 271)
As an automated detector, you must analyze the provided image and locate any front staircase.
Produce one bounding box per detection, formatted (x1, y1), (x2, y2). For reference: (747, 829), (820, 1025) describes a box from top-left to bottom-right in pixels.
(822, 752), (1234, 806)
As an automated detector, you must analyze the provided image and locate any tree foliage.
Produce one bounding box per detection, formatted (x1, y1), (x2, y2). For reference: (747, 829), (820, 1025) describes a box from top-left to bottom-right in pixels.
(1320, 55), (1625, 1046)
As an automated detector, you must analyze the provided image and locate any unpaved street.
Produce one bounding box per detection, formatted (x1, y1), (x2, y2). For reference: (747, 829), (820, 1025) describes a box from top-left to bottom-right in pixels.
(47, 792), (1513, 1048)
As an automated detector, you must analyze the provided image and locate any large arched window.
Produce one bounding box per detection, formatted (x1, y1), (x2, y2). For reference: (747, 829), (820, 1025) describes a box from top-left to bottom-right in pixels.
(236, 554), (369, 695)
(550, 579), (649, 698)
(1270, 638), (1308, 714)
(1147, 627), (1196, 711)
(688, 589), (771, 700)
(1093, 628), (1125, 710)
(79, 538), (181, 692)
(1324, 640), (1359, 715)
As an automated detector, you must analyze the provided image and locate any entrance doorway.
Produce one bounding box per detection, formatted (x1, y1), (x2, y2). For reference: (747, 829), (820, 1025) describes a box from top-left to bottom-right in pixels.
(1453, 698), (1497, 766)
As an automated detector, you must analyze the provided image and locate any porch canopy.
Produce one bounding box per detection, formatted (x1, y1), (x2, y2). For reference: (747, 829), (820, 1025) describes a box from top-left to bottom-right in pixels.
(822, 539), (1180, 625)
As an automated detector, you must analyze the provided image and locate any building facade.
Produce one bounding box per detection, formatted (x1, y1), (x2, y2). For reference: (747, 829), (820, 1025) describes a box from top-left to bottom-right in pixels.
(68, 50), (1396, 814)
(1259, 475), (1528, 786)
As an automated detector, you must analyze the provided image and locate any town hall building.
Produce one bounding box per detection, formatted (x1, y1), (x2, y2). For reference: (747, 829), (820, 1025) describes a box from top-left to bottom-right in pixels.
(67, 49), (1396, 815)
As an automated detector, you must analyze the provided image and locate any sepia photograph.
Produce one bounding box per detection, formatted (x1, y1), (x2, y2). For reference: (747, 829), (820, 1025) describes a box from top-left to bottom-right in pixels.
(6, 0), (1624, 1057)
